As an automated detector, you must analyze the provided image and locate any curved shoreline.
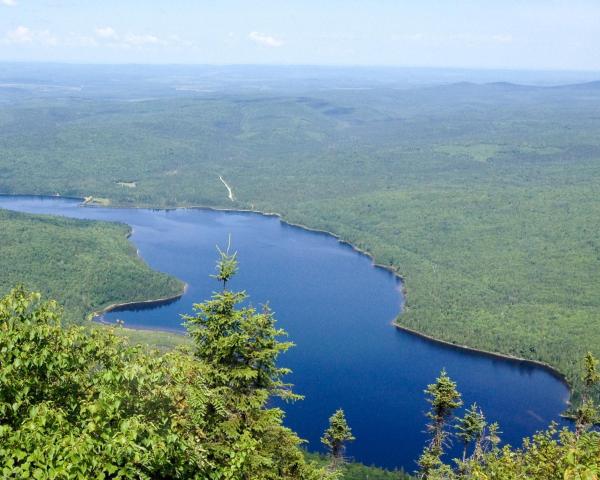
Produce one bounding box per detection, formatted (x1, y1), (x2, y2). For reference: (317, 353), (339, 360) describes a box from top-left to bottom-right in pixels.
(0, 192), (571, 401)
(83, 198), (408, 285)
(89, 283), (189, 325)
(392, 322), (571, 395)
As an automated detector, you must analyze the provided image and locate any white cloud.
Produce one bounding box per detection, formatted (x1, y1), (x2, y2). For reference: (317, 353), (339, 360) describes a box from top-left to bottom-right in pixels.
(4, 26), (58, 45)
(2, 24), (181, 50)
(93, 27), (167, 47)
(6, 26), (32, 43)
(66, 34), (98, 47)
(95, 26), (118, 39)
(1, 0), (17, 7)
(123, 33), (160, 46)
(248, 31), (283, 48)
(37, 30), (58, 46)
(167, 34), (193, 47)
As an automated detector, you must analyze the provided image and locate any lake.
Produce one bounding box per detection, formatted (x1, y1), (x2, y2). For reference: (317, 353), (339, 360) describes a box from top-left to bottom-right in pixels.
(0, 195), (570, 471)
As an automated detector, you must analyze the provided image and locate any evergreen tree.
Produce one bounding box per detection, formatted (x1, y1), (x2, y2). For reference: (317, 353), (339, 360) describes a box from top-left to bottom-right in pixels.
(484, 422), (502, 453)
(418, 369), (462, 478)
(583, 352), (600, 394)
(455, 403), (487, 463)
(575, 352), (599, 437)
(183, 245), (298, 400)
(212, 239), (238, 289)
(321, 409), (355, 470)
(180, 249), (325, 478)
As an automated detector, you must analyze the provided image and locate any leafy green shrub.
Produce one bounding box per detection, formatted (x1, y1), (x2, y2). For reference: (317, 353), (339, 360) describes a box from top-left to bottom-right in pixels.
(0, 285), (326, 479)
(415, 366), (600, 480)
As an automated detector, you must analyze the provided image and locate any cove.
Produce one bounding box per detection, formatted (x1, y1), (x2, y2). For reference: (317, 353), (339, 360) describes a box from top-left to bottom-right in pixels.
(0, 195), (570, 471)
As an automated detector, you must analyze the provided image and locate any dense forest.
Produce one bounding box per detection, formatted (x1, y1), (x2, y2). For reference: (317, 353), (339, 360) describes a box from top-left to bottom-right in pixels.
(0, 69), (599, 402)
(0, 208), (183, 324)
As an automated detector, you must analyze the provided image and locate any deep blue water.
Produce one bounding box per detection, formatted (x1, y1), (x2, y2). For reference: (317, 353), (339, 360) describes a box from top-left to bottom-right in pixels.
(0, 196), (570, 471)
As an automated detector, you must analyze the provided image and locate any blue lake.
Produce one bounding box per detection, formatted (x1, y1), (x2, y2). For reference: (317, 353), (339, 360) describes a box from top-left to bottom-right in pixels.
(0, 195), (570, 471)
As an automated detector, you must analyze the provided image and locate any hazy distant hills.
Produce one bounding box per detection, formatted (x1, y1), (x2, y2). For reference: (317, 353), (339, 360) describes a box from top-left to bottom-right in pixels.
(0, 63), (598, 101)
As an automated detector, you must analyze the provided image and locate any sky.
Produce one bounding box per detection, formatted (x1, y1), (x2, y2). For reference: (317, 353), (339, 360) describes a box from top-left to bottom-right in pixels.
(0, 0), (599, 70)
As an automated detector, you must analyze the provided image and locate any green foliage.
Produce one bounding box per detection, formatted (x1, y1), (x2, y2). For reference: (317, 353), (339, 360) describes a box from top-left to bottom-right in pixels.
(419, 370), (462, 477)
(573, 400), (598, 438)
(0, 208), (183, 324)
(417, 357), (600, 480)
(0, 287), (206, 478)
(574, 352), (600, 437)
(305, 452), (412, 480)
(212, 242), (238, 289)
(183, 248), (298, 401)
(484, 423), (501, 453)
(321, 409), (356, 469)
(455, 404), (487, 462)
(113, 325), (192, 353)
(2, 78), (599, 403)
(425, 370), (463, 450)
(339, 462), (410, 480)
(464, 427), (600, 480)
(0, 285), (328, 479)
(583, 352), (600, 391)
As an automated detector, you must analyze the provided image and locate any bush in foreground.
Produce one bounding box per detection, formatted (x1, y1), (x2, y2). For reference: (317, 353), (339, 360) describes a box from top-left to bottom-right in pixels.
(417, 362), (600, 479)
(0, 283), (327, 479)
(1, 251), (599, 479)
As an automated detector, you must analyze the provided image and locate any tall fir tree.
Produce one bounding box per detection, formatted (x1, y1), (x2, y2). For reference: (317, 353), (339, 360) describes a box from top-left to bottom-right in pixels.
(181, 247), (316, 477)
(418, 369), (462, 478)
(321, 409), (355, 470)
(575, 352), (599, 437)
(183, 245), (298, 400)
(455, 403), (487, 463)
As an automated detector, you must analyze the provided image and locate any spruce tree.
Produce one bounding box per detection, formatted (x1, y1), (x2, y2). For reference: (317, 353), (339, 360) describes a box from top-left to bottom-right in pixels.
(321, 409), (355, 470)
(484, 422), (502, 453)
(455, 403), (487, 462)
(182, 248), (318, 477)
(183, 245), (299, 399)
(583, 352), (600, 394)
(418, 369), (462, 478)
(575, 352), (599, 437)
(212, 241), (238, 289)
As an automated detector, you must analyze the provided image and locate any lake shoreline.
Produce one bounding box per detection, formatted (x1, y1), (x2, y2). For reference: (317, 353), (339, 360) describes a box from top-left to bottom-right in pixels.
(0, 192), (571, 403)
(392, 322), (571, 396)
(79, 197), (408, 284)
(90, 282), (189, 325)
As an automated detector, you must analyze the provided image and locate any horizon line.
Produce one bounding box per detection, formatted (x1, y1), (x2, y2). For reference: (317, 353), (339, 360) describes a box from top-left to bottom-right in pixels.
(1, 60), (599, 75)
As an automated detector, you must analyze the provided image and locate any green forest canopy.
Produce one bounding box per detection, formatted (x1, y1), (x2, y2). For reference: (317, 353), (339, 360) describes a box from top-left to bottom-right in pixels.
(1, 75), (600, 401)
(0, 208), (183, 324)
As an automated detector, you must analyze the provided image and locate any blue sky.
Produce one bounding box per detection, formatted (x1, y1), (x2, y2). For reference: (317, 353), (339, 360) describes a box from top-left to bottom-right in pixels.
(1, 0), (599, 70)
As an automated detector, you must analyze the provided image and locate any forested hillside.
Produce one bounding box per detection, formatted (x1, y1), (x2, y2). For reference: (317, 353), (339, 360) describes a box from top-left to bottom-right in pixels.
(1, 73), (599, 400)
(0, 208), (183, 323)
